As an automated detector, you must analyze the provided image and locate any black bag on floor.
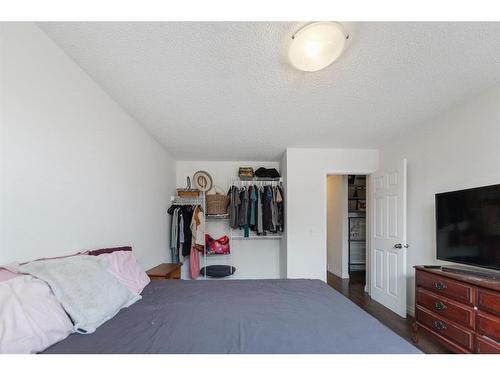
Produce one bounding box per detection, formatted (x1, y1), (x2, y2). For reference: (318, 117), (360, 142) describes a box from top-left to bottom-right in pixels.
(200, 265), (236, 278)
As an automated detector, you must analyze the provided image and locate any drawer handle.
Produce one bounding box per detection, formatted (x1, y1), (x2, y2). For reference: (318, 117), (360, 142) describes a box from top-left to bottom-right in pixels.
(433, 321), (447, 330)
(434, 301), (447, 311)
(434, 281), (446, 290)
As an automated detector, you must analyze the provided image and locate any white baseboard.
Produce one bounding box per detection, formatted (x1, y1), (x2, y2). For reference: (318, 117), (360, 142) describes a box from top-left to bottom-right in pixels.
(407, 305), (415, 317)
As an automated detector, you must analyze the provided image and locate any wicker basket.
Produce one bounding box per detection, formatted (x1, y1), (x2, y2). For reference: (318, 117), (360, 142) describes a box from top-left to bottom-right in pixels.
(206, 187), (229, 215)
(238, 167), (254, 180)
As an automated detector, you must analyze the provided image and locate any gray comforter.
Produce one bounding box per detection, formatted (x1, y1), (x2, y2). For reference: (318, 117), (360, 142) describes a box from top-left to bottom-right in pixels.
(43, 279), (421, 354)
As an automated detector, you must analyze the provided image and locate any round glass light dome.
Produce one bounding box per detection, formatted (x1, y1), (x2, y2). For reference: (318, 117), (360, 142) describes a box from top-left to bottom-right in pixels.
(288, 22), (348, 72)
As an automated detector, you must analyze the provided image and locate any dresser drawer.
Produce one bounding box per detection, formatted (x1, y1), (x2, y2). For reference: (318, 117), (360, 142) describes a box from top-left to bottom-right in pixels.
(416, 307), (474, 350)
(475, 335), (500, 354)
(149, 276), (168, 281)
(476, 311), (500, 342)
(416, 271), (474, 305)
(416, 288), (474, 329)
(168, 268), (181, 279)
(477, 288), (500, 316)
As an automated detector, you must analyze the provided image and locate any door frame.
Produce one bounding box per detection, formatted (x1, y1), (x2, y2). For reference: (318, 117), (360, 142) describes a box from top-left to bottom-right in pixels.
(324, 169), (374, 294)
(326, 175), (350, 279)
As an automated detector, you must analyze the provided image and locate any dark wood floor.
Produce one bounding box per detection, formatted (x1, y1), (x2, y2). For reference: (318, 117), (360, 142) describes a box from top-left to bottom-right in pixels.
(327, 271), (451, 354)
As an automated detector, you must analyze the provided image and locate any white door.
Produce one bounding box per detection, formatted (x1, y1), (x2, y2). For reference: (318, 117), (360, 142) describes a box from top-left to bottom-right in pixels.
(370, 159), (407, 317)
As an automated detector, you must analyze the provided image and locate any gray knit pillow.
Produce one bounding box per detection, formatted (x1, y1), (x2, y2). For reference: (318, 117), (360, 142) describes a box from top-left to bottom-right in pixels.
(20, 255), (140, 334)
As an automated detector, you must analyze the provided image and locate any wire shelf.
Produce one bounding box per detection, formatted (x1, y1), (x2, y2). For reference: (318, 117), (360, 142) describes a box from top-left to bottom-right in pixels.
(231, 177), (283, 187)
(170, 196), (205, 206)
(231, 235), (283, 240)
(206, 214), (229, 220)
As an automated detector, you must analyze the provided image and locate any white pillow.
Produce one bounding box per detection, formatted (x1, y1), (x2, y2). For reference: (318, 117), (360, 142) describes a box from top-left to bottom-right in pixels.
(0, 275), (73, 353)
(19, 255), (140, 334)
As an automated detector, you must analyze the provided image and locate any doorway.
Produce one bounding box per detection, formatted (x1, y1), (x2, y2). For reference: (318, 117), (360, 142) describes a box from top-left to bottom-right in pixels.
(326, 174), (367, 287)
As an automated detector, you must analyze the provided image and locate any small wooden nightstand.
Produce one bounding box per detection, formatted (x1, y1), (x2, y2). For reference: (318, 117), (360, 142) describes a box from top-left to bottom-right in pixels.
(147, 263), (182, 280)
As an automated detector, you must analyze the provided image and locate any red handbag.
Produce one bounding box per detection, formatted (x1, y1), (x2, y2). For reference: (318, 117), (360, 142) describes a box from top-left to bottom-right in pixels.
(205, 234), (230, 255)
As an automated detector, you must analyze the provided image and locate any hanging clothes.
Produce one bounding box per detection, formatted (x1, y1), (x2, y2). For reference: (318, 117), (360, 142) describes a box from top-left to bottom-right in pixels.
(189, 205), (205, 279)
(249, 185), (257, 230)
(181, 206), (195, 257)
(256, 186), (264, 235)
(179, 213), (185, 250)
(240, 187), (250, 237)
(168, 207), (180, 263)
(276, 186), (284, 232)
(168, 203), (199, 264)
(262, 185), (274, 232)
(271, 187), (279, 232)
(227, 182), (284, 236)
(237, 187), (247, 228)
(191, 205), (205, 251)
(228, 186), (241, 229)
(189, 245), (200, 279)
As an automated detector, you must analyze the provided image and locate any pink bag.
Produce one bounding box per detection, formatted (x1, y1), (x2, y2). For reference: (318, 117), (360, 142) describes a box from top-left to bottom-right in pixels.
(189, 246), (200, 279)
(205, 234), (230, 255)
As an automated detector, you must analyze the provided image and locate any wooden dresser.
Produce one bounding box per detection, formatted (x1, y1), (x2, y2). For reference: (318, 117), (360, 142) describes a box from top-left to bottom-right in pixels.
(413, 266), (500, 353)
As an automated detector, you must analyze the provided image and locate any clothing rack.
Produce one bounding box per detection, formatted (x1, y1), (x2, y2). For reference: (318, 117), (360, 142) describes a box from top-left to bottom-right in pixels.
(170, 177), (284, 280)
(170, 193), (234, 280)
(200, 186), (234, 280)
(229, 177), (284, 241)
(169, 193), (208, 279)
(231, 177), (283, 187)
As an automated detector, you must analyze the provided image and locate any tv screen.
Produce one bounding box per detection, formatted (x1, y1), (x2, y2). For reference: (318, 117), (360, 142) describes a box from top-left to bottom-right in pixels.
(436, 184), (500, 271)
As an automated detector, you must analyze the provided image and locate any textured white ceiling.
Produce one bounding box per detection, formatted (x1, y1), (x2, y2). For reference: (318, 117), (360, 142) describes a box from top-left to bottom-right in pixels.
(38, 22), (500, 161)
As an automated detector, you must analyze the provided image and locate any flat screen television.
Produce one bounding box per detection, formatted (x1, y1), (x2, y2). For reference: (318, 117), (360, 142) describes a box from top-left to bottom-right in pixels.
(436, 184), (500, 271)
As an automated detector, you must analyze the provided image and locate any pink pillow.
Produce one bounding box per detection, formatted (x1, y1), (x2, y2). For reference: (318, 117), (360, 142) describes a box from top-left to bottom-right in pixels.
(98, 251), (150, 294)
(0, 269), (19, 282)
(0, 275), (73, 353)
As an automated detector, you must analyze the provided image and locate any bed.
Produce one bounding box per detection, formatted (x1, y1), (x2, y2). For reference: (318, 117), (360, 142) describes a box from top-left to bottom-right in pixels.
(43, 279), (421, 354)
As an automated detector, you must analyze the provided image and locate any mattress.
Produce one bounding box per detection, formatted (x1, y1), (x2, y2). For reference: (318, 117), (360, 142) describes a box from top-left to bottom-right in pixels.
(43, 279), (421, 354)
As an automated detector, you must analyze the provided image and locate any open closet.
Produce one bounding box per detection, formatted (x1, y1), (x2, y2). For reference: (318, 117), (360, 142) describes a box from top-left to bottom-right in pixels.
(170, 163), (284, 280)
(347, 175), (366, 276)
(326, 174), (367, 282)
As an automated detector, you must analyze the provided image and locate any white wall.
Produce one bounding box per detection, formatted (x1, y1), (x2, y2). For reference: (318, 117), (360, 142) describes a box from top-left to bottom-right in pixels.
(283, 148), (379, 281)
(326, 175), (348, 279)
(279, 152), (287, 278)
(379, 85), (500, 315)
(0, 23), (176, 269)
(175, 161), (282, 279)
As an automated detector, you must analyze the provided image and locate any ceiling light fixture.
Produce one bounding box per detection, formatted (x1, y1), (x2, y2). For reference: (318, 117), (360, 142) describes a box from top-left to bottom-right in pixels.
(289, 22), (349, 72)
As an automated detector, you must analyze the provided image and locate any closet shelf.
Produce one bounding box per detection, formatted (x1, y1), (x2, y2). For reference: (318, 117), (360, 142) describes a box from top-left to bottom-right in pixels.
(232, 235), (282, 240)
(204, 253), (231, 257)
(206, 214), (229, 220)
(233, 177), (282, 182)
